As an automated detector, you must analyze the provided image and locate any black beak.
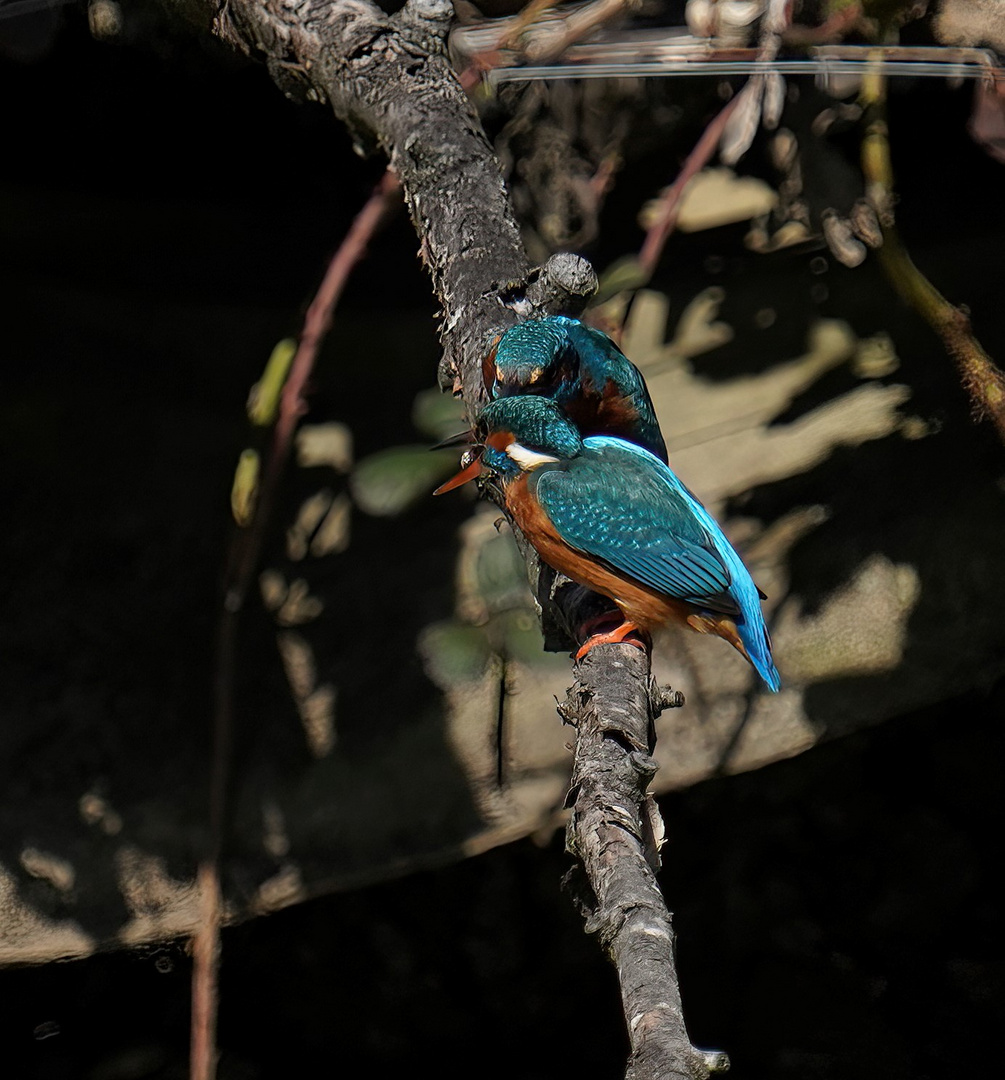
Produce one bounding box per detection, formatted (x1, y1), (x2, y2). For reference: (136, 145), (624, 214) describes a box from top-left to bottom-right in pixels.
(430, 428), (475, 450)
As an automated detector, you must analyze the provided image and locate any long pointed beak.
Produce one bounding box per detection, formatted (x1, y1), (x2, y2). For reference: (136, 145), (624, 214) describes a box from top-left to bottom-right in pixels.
(429, 429), (474, 450)
(433, 451), (484, 495)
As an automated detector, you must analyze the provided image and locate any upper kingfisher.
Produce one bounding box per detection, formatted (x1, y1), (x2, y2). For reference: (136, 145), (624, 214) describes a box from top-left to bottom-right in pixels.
(486, 316), (669, 464)
(436, 396), (779, 692)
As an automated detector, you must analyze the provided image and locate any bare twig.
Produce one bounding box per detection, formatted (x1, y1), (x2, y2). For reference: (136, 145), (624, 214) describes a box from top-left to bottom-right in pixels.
(876, 232), (1005, 440)
(189, 861), (223, 1080)
(190, 169), (402, 1080)
(500, 0), (556, 50)
(859, 63), (1005, 442)
(523, 0), (636, 65)
(226, 169), (403, 609)
(458, 0), (637, 88)
(637, 93), (744, 280)
(782, 1), (865, 46)
(623, 0), (787, 290)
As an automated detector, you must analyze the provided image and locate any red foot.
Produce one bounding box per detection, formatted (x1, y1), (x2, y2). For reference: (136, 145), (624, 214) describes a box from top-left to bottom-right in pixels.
(575, 620), (649, 660)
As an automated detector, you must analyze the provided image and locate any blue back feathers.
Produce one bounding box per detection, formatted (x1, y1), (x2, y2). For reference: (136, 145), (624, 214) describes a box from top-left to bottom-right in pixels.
(530, 437), (779, 691)
(477, 398), (779, 692)
(491, 316), (668, 463)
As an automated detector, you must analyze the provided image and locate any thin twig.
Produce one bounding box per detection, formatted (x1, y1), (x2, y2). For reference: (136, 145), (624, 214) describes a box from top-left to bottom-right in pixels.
(637, 93), (743, 280)
(458, 0), (635, 89)
(523, 0), (635, 65)
(859, 63), (1005, 442)
(500, 0), (555, 49)
(190, 168), (402, 1080)
(189, 861), (223, 1080)
(228, 169), (404, 610)
(782, 1), (864, 46)
(630, 2), (790, 292)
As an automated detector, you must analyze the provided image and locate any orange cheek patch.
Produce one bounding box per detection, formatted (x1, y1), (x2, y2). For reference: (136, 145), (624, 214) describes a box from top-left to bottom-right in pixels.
(485, 430), (512, 450)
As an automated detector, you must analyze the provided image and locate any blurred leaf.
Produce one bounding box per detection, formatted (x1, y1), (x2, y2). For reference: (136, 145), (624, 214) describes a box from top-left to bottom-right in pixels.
(417, 620), (493, 687)
(474, 531), (530, 611)
(231, 448), (260, 526)
(495, 609), (546, 665)
(412, 386), (468, 442)
(247, 338), (297, 427)
(592, 256), (649, 305)
(455, 511), (537, 624)
(350, 445), (459, 516)
(651, 168), (777, 234)
(296, 422), (354, 472)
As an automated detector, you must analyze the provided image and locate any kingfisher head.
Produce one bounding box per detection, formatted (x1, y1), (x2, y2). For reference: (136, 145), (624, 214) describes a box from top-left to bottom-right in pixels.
(490, 318), (574, 399)
(434, 397), (582, 494)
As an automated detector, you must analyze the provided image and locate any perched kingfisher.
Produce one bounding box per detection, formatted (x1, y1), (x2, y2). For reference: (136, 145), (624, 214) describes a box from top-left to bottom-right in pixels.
(486, 316), (669, 463)
(436, 396), (779, 692)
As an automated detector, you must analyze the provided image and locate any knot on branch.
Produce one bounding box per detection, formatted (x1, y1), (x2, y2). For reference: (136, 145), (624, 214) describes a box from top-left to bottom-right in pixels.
(626, 748), (658, 782)
(582, 897), (666, 947)
(510, 253), (599, 318)
(648, 677), (685, 717)
(556, 687), (584, 728)
(696, 1049), (731, 1075)
(627, 1037), (731, 1080)
(394, 0), (454, 53)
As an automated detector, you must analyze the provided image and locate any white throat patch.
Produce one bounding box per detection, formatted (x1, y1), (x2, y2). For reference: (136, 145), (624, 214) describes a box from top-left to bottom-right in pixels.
(505, 442), (560, 470)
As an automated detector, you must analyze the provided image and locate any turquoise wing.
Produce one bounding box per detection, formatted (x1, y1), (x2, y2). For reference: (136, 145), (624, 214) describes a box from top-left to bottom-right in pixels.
(532, 439), (739, 615)
(559, 318), (669, 463)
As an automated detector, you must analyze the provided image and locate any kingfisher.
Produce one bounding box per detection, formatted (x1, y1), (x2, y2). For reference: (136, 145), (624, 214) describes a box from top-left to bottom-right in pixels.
(486, 316), (669, 463)
(436, 396), (779, 692)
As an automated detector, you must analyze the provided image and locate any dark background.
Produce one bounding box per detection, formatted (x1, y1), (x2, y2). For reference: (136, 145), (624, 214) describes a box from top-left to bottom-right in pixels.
(2, 6), (1003, 1078)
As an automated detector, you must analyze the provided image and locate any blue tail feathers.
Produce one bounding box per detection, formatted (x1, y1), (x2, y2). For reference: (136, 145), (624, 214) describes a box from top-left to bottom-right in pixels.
(736, 611), (781, 693)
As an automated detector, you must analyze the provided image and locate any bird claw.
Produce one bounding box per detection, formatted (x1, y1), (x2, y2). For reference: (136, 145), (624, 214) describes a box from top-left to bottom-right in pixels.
(574, 620), (649, 660)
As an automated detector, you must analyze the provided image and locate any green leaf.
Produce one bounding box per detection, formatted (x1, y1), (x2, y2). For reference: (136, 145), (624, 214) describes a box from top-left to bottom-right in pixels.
(592, 256), (650, 305)
(417, 621), (492, 687)
(350, 445), (460, 517)
(496, 609), (546, 666)
(247, 338), (297, 427)
(411, 386), (468, 442)
(230, 449), (260, 526)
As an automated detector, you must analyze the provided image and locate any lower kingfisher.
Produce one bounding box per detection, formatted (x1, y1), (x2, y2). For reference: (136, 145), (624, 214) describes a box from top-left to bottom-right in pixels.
(486, 315), (669, 463)
(436, 396), (779, 692)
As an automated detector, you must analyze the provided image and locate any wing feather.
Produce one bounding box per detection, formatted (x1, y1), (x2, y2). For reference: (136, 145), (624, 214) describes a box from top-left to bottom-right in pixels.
(533, 440), (740, 615)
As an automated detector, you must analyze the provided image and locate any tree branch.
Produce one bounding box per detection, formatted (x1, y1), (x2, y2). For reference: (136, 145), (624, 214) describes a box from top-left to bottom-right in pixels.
(204, 0), (530, 416)
(561, 648), (727, 1080)
(163, 2), (715, 1076)
(859, 58), (1005, 442)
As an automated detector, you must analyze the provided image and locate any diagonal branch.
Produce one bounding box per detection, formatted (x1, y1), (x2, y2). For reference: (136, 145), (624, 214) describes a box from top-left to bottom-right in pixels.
(163, 2), (718, 1077)
(637, 93), (744, 281)
(561, 649), (727, 1080)
(859, 60), (1005, 443)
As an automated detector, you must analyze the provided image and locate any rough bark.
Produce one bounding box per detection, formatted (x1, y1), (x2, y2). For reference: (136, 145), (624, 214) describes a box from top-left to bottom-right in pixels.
(168, 0), (530, 415)
(561, 648), (726, 1079)
(158, 3), (711, 1075)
